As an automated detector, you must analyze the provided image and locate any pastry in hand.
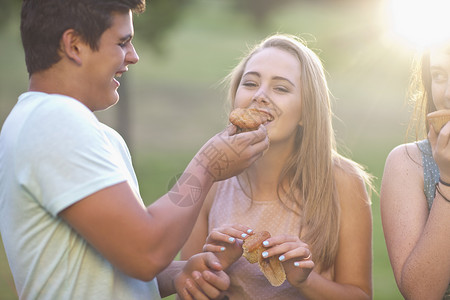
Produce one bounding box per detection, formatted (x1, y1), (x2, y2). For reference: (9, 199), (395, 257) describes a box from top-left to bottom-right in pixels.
(427, 109), (450, 133)
(242, 231), (286, 286)
(242, 231), (270, 264)
(229, 108), (273, 132)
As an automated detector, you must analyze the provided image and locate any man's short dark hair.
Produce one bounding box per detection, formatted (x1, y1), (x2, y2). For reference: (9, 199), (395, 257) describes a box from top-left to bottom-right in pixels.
(21, 0), (145, 75)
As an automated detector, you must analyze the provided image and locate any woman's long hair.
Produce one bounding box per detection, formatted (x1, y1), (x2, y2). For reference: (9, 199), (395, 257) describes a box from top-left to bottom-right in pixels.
(406, 49), (435, 141)
(224, 34), (372, 272)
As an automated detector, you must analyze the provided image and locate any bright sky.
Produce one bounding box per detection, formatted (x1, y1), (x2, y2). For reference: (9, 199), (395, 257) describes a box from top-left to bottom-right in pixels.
(384, 0), (450, 49)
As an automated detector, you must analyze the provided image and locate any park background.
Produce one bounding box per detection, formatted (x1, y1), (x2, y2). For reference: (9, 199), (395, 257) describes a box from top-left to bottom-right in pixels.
(0, 0), (418, 299)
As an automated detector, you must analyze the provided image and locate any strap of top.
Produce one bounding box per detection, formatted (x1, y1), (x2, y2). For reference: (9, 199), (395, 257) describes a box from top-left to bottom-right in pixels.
(417, 139), (439, 210)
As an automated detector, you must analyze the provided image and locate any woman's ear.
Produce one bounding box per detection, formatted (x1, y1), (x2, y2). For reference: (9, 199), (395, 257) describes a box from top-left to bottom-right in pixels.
(60, 29), (83, 65)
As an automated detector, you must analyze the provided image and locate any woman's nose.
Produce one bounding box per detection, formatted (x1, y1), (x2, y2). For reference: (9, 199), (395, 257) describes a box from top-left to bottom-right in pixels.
(446, 81), (450, 99)
(252, 89), (270, 105)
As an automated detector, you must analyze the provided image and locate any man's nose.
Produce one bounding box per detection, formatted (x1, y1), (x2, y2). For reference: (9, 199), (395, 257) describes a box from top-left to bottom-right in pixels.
(127, 43), (139, 65)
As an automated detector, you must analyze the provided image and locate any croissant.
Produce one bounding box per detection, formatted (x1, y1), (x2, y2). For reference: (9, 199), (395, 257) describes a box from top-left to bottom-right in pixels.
(229, 108), (273, 132)
(242, 231), (286, 286)
(427, 109), (450, 133)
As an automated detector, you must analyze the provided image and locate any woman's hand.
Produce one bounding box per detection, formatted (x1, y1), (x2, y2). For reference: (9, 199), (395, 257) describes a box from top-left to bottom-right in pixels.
(202, 224), (253, 270)
(261, 234), (314, 287)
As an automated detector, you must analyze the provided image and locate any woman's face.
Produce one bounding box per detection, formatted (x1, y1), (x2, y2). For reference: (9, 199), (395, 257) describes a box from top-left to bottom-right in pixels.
(430, 44), (450, 110)
(234, 47), (302, 144)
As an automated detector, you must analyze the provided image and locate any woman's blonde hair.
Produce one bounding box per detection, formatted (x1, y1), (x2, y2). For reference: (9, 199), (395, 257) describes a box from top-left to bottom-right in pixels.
(407, 49), (435, 141)
(225, 34), (372, 272)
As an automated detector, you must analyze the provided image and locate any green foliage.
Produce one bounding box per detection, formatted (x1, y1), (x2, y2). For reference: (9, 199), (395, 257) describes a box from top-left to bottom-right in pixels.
(134, 0), (193, 55)
(231, 0), (296, 27)
(0, 0), (21, 30)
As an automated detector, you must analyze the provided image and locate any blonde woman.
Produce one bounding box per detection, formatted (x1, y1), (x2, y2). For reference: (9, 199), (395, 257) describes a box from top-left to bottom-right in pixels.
(381, 41), (450, 299)
(179, 34), (373, 299)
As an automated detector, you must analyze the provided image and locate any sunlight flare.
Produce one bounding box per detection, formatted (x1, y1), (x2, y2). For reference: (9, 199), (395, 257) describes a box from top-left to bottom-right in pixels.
(386, 0), (450, 48)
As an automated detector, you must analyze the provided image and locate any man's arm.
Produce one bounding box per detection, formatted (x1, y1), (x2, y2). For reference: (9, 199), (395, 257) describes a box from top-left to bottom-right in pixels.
(59, 126), (268, 281)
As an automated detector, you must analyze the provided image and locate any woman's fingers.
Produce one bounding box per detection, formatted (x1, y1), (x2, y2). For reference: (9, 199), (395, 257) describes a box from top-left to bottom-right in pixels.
(202, 244), (226, 253)
(206, 224), (253, 245)
(258, 234), (311, 265)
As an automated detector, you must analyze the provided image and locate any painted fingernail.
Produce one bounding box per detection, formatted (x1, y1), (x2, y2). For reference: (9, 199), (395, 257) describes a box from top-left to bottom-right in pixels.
(263, 240), (269, 247)
(262, 251), (268, 258)
(220, 247), (225, 252)
(294, 262), (300, 267)
(247, 229), (253, 234)
(241, 233), (248, 238)
(228, 237), (235, 243)
(279, 255), (285, 261)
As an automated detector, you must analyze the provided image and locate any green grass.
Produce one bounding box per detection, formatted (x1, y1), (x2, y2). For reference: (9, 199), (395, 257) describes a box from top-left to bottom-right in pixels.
(0, 0), (413, 298)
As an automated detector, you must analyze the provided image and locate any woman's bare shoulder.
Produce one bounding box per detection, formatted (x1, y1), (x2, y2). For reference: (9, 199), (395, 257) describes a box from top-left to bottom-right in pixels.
(333, 154), (372, 185)
(333, 156), (371, 205)
(386, 142), (422, 167)
(381, 142), (425, 203)
(383, 142), (424, 182)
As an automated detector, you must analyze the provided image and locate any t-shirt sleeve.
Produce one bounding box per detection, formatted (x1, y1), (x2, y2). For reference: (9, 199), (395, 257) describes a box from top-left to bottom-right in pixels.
(15, 97), (127, 216)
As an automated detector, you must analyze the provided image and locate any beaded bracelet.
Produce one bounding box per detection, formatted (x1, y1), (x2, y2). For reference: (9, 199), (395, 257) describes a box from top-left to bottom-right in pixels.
(439, 178), (450, 187)
(435, 183), (450, 203)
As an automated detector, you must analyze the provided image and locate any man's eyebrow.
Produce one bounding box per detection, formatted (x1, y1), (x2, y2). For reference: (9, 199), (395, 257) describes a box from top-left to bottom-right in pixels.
(243, 71), (296, 86)
(119, 34), (133, 43)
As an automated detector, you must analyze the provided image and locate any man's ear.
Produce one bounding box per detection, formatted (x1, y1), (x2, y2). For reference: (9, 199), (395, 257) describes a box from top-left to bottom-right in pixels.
(60, 29), (83, 65)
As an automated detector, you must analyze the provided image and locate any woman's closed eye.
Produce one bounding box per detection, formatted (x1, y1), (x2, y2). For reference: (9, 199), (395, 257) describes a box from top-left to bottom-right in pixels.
(274, 86), (290, 93)
(242, 81), (258, 88)
(432, 71), (448, 83)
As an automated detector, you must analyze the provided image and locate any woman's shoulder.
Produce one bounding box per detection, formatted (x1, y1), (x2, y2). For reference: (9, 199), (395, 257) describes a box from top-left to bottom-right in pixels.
(385, 142), (423, 170)
(381, 141), (425, 201)
(333, 156), (371, 206)
(333, 155), (370, 185)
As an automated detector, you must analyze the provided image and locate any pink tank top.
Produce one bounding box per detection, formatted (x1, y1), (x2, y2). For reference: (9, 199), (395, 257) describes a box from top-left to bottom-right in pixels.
(209, 177), (304, 299)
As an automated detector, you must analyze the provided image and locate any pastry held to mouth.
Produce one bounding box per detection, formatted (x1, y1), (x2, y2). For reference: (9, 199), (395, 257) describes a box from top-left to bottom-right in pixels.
(242, 230), (286, 287)
(427, 109), (450, 133)
(229, 108), (273, 132)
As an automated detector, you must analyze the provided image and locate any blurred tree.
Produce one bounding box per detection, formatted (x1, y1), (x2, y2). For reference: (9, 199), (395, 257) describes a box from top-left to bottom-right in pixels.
(231, 0), (295, 27)
(135, 0), (191, 55)
(231, 0), (377, 27)
(0, 0), (21, 29)
(118, 0), (192, 151)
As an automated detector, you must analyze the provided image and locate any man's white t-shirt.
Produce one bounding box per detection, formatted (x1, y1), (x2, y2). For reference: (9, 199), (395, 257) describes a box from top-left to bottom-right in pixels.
(0, 92), (160, 299)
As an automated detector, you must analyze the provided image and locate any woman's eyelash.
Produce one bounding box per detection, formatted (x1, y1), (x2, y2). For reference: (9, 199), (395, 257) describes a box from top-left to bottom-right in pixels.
(432, 72), (447, 82)
(275, 87), (289, 92)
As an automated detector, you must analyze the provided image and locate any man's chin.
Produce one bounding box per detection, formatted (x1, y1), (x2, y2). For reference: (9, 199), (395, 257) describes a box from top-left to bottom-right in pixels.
(96, 93), (120, 111)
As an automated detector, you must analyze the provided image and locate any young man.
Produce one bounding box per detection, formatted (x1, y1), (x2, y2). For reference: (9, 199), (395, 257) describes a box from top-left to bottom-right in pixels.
(0, 1), (269, 299)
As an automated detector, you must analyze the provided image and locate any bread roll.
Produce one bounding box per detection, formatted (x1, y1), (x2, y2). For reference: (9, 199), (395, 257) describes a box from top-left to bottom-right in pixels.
(242, 231), (270, 264)
(242, 231), (286, 286)
(229, 108), (273, 132)
(427, 109), (450, 133)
